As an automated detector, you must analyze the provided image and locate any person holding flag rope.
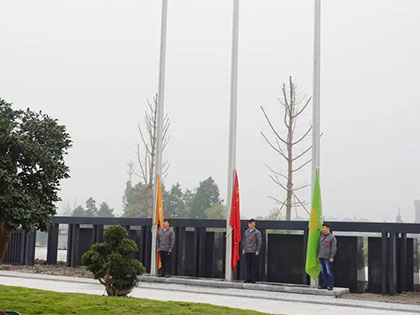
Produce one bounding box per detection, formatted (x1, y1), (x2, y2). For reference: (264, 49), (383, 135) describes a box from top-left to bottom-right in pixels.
(155, 175), (175, 277)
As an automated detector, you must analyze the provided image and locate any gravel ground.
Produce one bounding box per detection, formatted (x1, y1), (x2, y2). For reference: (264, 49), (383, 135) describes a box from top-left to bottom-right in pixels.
(0, 261), (93, 278)
(1, 262), (419, 305)
(341, 291), (420, 305)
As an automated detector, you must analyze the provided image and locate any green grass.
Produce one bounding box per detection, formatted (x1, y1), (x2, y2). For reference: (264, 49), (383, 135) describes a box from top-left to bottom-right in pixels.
(0, 285), (270, 315)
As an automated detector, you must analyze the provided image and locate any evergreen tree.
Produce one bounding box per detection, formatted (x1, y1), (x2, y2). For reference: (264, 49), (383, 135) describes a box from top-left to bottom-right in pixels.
(189, 177), (223, 219)
(166, 183), (186, 218)
(204, 203), (226, 219)
(97, 202), (114, 217)
(72, 205), (86, 217)
(183, 189), (195, 218)
(82, 226), (145, 296)
(122, 181), (151, 217)
(85, 197), (97, 217)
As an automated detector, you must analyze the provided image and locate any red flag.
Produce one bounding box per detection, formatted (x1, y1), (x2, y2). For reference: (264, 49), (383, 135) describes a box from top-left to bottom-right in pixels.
(229, 170), (241, 274)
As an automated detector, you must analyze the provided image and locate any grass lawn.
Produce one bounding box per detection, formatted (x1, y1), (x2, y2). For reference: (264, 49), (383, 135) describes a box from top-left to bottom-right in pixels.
(0, 285), (271, 315)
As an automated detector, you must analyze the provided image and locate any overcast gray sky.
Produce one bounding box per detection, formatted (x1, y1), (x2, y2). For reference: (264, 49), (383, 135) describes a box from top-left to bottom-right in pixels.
(1, 0), (420, 222)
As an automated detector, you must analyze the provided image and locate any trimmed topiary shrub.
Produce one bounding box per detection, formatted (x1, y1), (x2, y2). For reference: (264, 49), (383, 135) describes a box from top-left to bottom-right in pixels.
(81, 225), (145, 296)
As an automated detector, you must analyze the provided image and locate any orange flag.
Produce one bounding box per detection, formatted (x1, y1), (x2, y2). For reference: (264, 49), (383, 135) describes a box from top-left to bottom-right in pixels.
(229, 170), (241, 274)
(155, 174), (164, 270)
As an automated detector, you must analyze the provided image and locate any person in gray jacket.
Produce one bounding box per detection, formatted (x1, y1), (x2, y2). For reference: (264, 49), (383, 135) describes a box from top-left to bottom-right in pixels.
(157, 220), (175, 277)
(318, 223), (337, 290)
(242, 219), (262, 283)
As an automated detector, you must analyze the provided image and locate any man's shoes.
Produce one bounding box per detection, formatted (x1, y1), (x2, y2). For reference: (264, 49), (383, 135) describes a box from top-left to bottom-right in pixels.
(250, 280), (256, 284)
(327, 286), (333, 291)
(244, 280), (251, 283)
(318, 285), (327, 289)
(157, 274), (164, 277)
(165, 274), (171, 278)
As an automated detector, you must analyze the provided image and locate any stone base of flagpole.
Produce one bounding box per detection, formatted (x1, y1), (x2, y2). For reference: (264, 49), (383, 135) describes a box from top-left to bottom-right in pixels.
(311, 278), (319, 288)
(140, 275), (348, 297)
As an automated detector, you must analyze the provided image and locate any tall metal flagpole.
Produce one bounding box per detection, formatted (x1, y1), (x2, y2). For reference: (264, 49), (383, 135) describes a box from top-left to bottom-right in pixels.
(312, 0), (321, 197)
(151, 0), (168, 277)
(311, 0), (321, 288)
(225, 0), (239, 281)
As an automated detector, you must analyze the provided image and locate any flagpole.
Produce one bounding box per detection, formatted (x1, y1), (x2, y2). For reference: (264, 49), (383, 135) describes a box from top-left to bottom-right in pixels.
(312, 0), (321, 197)
(151, 0), (168, 277)
(311, 0), (321, 287)
(225, 0), (239, 281)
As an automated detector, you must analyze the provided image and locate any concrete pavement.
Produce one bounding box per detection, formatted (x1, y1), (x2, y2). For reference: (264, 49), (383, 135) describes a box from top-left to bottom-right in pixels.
(0, 271), (419, 315)
(139, 274), (349, 297)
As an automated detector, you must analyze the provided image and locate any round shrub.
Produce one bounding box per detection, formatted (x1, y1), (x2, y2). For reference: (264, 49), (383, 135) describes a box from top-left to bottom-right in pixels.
(82, 225), (145, 296)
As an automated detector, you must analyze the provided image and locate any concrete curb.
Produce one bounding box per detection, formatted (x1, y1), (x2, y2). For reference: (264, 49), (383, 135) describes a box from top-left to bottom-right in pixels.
(1, 271), (419, 314)
(139, 275), (348, 297)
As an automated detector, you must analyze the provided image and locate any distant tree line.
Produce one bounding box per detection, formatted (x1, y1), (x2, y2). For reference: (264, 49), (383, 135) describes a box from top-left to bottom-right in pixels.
(122, 177), (225, 219)
(72, 197), (114, 217)
(69, 177), (225, 219)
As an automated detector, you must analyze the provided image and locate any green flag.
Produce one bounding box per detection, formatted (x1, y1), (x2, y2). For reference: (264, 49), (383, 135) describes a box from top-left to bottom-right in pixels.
(305, 169), (323, 279)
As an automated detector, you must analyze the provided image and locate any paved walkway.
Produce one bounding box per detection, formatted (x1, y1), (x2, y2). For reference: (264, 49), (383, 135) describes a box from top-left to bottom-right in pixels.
(139, 274), (349, 297)
(0, 271), (419, 315)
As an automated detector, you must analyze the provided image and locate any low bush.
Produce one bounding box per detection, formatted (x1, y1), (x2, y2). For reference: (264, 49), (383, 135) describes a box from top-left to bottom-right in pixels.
(82, 225), (145, 296)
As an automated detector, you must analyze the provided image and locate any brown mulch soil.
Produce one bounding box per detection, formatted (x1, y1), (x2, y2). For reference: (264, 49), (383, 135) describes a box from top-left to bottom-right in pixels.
(0, 260), (93, 278)
(341, 291), (420, 306)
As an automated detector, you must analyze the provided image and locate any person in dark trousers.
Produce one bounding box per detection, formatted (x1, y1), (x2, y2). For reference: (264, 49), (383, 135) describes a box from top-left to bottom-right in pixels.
(318, 223), (337, 290)
(242, 218), (262, 283)
(157, 220), (175, 277)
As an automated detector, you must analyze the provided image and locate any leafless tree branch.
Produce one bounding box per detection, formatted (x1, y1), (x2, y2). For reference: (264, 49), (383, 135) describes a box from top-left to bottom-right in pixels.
(292, 159), (311, 173)
(292, 126), (312, 146)
(293, 183), (310, 191)
(261, 106), (289, 145)
(131, 95), (170, 217)
(292, 145), (312, 161)
(293, 97), (312, 119)
(269, 174), (288, 192)
(261, 132), (289, 161)
(137, 144), (147, 183)
(264, 164), (288, 180)
(268, 196), (287, 206)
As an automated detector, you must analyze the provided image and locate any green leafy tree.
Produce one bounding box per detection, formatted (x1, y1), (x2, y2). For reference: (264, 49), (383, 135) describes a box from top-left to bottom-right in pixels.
(85, 197), (97, 217)
(73, 200), (114, 217)
(72, 205), (86, 217)
(183, 189), (195, 217)
(82, 225), (145, 296)
(0, 99), (71, 263)
(189, 177), (223, 219)
(97, 202), (114, 217)
(122, 181), (150, 217)
(122, 181), (170, 218)
(204, 203), (226, 219)
(166, 183), (187, 218)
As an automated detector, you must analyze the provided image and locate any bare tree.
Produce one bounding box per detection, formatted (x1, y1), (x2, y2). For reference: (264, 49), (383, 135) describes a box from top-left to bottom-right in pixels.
(128, 95), (170, 217)
(261, 77), (311, 220)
